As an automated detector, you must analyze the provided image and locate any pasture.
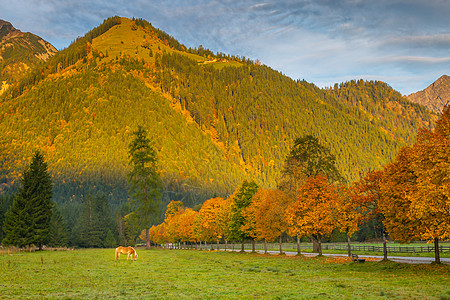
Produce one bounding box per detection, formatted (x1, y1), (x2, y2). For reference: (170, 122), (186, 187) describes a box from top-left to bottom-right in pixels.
(1, 248), (449, 299)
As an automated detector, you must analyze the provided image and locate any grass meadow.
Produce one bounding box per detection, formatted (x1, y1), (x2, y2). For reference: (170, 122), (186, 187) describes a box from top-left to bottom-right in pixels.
(1, 248), (449, 299)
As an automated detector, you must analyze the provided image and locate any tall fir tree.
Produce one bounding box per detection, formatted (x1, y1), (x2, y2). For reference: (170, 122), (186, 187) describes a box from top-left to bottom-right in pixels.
(2, 151), (53, 249)
(128, 126), (162, 249)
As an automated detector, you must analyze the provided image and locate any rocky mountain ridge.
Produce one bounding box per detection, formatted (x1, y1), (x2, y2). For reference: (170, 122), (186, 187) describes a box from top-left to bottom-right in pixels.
(407, 75), (450, 113)
(0, 19), (57, 93)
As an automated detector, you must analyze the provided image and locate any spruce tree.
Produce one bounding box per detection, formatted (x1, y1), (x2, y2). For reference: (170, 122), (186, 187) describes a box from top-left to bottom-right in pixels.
(128, 126), (162, 249)
(2, 151), (53, 249)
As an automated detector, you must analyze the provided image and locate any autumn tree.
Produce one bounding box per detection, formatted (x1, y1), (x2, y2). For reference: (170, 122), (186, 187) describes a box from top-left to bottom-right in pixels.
(128, 126), (162, 250)
(285, 175), (338, 256)
(378, 146), (422, 251)
(215, 197), (232, 249)
(229, 180), (259, 252)
(243, 188), (293, 254)
(333, 185), (363, 257)
(194, 197), (225, 249)
(164, 200), (184, 248)
(178, 208), (197, 247)
(280, 135), (343, 252)
(352, 170), (387, 259)
(2, 151), (53, 249)
(407, 106), (450, 263)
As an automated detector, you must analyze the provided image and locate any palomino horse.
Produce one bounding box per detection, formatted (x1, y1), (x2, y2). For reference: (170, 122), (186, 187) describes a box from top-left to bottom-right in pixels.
(115, 246), (138, 261)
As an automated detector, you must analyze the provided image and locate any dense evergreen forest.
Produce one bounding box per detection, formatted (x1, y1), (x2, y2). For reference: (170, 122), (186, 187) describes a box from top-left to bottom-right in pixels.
(0, 17), (437, 247)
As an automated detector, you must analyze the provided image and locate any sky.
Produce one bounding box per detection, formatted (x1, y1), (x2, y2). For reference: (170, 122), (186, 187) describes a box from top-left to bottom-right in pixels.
(2, 0), (450, 95)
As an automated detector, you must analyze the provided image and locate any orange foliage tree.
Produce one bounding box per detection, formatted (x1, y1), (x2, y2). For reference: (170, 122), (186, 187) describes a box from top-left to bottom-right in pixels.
(164, 200), (185, 247)
(285, 175), (338, 255)
(332, 185), (363, 257)
(178, 208), (198, 247)
(379, 146), (421, 246)
(243, 188), (293, 254)
(193, 197), (226, 248)
(407, 106), (450, 263)
(351, 170), (387, 259)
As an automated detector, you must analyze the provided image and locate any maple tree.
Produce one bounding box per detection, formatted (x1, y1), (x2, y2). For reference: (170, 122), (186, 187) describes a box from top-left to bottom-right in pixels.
(177, 208), (198, 246)
(243, 188), (294, 254)
(285, 175), (338, 255)
(378, 146), (422, 245)
(407, 106), (450, 263)
(351, 170), (388, 259)
(332, 185), (362, 257)
(193, 197), (225, 246)
(164, 200), (185, 246)
(215, 197), (233, 249)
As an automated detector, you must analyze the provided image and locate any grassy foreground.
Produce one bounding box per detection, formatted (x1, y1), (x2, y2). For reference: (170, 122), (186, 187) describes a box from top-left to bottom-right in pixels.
(1, 248), (449, 299)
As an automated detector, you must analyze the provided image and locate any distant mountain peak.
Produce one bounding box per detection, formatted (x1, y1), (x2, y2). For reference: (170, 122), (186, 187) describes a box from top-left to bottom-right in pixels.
(0, 19), (23, 41)
(407, 75), (450, 113)
(0, 19), (57, 93)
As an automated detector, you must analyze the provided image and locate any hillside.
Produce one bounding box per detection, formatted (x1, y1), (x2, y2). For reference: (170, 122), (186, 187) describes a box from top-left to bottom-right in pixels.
(0, 20), (57, 94)
(0, 17), (436, 209)
(407, 75), (450, 113)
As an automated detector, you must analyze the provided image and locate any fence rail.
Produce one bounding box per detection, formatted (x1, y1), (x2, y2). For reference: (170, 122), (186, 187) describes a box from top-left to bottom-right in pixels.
(170, 242), (450, 254)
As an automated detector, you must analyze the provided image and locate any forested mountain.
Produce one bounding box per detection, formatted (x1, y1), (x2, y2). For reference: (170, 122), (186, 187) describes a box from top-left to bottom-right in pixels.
(407, 75), (450, 113)
(0, 20), (57, 94)
(0, 17), (436, 211)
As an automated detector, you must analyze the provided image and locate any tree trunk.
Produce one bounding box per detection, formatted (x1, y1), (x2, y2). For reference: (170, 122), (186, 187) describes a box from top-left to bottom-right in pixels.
(225, 240), (228, 251)
(279, 235), (283, 254)
(312, 236), (320, 253)
(217, 238), (220, 250)
(434, 237), (441, 264)
(264, 239), (268, 254)
(312, 235), (323, 256)
(251, 240), (256, 253)
(146, 226), (151, 250)
(383, 231), (388, 261)
(241, 240), (245, 252)
(297, 234), (301, 255)
(346, 233), (351, 257)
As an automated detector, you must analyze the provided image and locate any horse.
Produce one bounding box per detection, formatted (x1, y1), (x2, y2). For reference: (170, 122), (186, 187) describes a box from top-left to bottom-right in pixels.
(115, 246), (138, 261)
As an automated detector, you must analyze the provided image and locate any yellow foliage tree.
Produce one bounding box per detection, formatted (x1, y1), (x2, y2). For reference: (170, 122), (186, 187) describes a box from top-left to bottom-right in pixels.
(178, 208), (198, 246)
(243, 188), (293, 254)
(193, 197), (225, 248)
(285, 175), (338, 255)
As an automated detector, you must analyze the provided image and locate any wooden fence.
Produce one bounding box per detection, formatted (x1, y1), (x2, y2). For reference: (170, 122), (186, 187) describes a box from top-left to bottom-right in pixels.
(177, 242), (450, 254)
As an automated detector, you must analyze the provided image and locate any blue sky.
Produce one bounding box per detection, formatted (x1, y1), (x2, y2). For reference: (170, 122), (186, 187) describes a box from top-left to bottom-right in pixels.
(2, 0), (450, 95)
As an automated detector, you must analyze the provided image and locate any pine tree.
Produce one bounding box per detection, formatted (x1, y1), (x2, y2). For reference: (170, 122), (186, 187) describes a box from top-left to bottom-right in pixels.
(128, 126), (162, 249)
(2, 151), (53, 249)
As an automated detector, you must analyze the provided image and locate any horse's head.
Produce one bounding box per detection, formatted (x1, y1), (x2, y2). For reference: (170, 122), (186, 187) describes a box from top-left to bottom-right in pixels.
(134, 251), (138, 261)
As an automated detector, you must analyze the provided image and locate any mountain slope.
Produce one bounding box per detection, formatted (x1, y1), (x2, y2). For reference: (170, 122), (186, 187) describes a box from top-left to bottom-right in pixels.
(0, 17), (436, 208)
(0, 20), (57, 94)
(407, 75), (450, 113)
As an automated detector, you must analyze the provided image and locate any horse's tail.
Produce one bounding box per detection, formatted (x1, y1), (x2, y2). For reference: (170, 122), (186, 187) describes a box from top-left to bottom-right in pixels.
(132, 247), (137, 260)
(115, 247), (119, 260)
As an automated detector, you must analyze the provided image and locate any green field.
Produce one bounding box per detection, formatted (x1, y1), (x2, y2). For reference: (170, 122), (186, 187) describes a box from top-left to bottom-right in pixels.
(1, 248), (449, 299)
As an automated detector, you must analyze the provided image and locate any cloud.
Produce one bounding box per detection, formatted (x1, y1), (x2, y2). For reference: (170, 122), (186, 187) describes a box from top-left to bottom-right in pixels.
(1, 0), (450, 94)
